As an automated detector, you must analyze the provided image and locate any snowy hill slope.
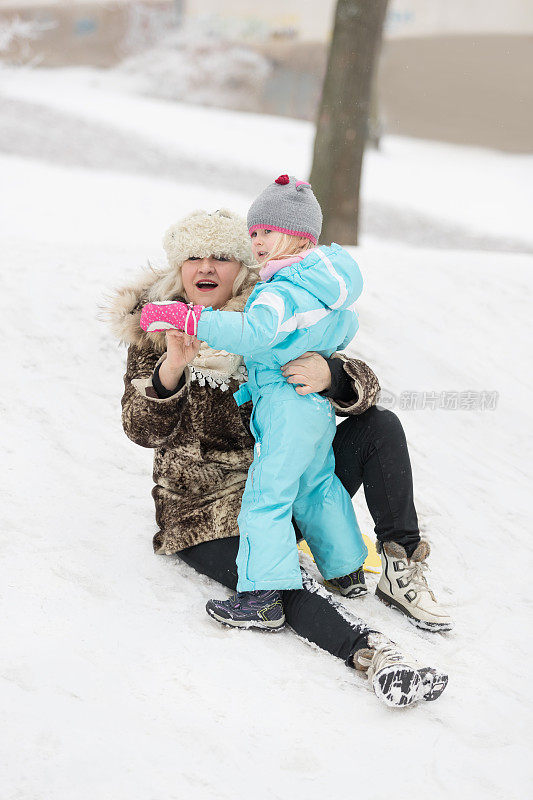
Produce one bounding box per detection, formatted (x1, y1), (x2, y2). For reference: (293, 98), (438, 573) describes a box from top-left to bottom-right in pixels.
(1, 70), (531, 800)
(1, 66), (532, 252)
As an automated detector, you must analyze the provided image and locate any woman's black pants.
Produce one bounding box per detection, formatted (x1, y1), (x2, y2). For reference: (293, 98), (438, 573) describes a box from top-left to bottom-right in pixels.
(178, 407), (420, 666)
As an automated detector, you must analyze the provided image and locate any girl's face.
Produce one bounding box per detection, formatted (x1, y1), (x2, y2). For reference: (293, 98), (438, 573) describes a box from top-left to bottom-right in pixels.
(181, 255), (241, 309)
(250, 228), (280, 262)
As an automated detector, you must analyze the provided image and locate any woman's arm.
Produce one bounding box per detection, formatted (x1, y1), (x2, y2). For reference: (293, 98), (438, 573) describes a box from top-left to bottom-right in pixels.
(281, 352), (381, 415)
(327, 353), (381, 415)
(152, 361), (186, 398)
(121, 344), (190, 448)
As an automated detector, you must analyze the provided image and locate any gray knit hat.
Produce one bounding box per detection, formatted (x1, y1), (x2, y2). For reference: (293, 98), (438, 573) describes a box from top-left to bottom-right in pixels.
(247, 174), (322, 245)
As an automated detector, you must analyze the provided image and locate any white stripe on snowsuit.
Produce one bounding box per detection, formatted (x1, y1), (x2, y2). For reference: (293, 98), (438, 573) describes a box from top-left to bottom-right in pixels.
(249, 292), (332, 343)
(314, 247), (348, 309)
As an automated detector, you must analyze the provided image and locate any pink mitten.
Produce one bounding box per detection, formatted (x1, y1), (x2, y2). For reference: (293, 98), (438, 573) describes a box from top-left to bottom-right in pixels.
(140, 301), (204, 334)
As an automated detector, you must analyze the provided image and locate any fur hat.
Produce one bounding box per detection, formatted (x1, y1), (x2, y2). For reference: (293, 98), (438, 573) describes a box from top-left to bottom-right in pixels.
(163, 208), (255, 269)
(247, 175), (323, 245)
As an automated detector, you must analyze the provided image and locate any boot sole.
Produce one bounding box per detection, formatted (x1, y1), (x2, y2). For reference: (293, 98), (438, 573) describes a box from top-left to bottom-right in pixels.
(206, 606), (286, 631)
(372, 665), (422, 708)
(375, 586), (453, 632)
(324, 580), (368, 598)
(418, 667), (449, 701)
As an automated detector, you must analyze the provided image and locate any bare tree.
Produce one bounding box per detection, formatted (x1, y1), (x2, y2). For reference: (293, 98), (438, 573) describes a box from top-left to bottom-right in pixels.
(309, 0), (389, 245)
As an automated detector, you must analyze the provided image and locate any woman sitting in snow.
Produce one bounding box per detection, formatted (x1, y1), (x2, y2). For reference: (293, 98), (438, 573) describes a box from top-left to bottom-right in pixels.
(109, 208), (452, 708)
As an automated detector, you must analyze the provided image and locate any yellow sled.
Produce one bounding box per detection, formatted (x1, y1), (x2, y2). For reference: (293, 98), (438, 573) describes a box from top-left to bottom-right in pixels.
(298, 534), (381, 574)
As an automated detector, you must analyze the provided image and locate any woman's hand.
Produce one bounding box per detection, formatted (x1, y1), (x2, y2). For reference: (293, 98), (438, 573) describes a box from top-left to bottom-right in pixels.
(165, 330), (201, 368)
(158, 331), (201, 392)
(281, 352), (331, 395)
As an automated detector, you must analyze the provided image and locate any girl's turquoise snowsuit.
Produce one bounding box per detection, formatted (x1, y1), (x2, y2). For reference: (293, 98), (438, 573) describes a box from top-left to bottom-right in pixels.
(196, 244), (368, 591)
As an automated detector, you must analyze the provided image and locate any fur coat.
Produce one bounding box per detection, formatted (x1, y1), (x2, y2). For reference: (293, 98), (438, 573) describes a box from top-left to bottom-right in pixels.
(108, 271), (381, 555)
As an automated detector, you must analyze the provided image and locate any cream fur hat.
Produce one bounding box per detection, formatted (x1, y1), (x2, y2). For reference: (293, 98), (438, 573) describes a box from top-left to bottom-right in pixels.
(163, 208), (255, 269)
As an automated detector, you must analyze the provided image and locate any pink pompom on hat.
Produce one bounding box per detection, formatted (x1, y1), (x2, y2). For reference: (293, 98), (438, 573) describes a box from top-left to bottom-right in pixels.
(247, 174), (323, 245)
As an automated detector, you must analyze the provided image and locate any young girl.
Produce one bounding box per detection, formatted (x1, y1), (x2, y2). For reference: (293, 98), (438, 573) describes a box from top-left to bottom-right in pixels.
(140, 175), (369, 630)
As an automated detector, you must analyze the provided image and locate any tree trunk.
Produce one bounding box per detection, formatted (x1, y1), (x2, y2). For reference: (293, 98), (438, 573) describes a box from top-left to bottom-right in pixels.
(366, 62), (384, 149)
(309, 0), (389, 245)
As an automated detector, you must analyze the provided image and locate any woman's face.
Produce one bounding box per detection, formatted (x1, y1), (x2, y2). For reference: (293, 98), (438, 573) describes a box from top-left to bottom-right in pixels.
(181, 255), (241, 309)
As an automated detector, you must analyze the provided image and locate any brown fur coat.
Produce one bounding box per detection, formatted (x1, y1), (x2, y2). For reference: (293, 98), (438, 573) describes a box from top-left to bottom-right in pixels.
(109, 271), (381, 554)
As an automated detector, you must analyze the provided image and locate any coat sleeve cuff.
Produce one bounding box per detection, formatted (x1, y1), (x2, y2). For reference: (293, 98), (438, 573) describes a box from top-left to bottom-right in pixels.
(152, 360), (186, 398)
(132, 355), (189, 403)
(320, 356), (354, 402)
(328, 353), (381, 416)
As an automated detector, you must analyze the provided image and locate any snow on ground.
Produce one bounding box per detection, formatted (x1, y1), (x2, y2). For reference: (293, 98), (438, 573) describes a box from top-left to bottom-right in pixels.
(1, 67), (532, 800)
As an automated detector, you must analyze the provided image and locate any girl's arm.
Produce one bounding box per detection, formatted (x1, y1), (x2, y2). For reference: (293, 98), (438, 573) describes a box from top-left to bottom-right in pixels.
(196, 288), (295, 357)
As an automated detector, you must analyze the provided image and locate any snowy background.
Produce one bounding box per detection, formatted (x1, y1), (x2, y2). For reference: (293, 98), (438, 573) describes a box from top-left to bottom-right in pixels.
(1, 65), (531, 800)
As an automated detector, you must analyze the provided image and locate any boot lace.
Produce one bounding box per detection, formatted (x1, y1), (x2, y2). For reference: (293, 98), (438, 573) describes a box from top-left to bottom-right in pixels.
(404, 560), (436, 601)
(355, 641), (415, 682)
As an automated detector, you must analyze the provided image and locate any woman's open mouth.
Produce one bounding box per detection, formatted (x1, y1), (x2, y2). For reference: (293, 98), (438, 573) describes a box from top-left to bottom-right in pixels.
(195, 280), (219, 292)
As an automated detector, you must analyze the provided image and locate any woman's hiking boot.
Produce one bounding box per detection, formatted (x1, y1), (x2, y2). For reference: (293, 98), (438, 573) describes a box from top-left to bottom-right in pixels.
(353, 635), (449, 708)
(206, 590), (285, 631)
(324, 566), (367, 597)
(376, 540), (453, 631)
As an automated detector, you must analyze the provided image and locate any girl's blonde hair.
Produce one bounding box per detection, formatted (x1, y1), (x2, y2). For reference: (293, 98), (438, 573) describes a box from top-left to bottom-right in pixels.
(258, 232), (313, 267)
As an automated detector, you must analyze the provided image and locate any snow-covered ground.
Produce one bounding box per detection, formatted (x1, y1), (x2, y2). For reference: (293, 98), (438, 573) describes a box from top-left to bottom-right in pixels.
(1, 67), (531, 800)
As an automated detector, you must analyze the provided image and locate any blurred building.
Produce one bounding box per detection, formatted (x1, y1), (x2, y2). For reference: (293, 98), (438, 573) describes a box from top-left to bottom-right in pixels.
(0, 0), (182, 66)
(182, 0), (533, 152)
(181, 0), (533, 39)
(1, 0), (531, 151)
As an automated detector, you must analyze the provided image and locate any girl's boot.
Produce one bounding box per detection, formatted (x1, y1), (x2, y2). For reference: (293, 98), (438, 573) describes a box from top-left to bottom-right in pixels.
(206, 590), (285, 630)
(324, 566), (366, 597)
